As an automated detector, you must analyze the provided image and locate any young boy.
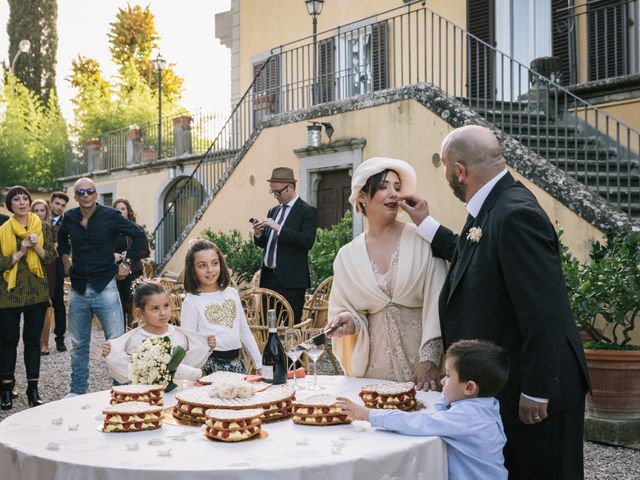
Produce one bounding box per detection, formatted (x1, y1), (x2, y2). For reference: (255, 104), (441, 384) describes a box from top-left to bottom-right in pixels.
(336, 339), (509, 480)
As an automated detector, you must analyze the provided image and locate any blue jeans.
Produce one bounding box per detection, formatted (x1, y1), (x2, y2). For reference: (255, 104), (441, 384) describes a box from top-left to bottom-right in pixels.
(68, 279), (124, 394)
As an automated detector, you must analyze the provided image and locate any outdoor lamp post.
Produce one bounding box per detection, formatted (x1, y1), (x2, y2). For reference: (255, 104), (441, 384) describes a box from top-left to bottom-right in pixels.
(10, 39), (31, 75)
(154, 53), (167, 160)
(305, 0), (324, 104)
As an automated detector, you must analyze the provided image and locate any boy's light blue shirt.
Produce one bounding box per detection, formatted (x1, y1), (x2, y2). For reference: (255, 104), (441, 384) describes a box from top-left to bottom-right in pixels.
(369, 395), (508, 480)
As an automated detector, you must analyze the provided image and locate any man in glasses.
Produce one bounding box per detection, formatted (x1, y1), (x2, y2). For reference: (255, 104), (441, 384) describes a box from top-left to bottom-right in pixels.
(57, 178), (146, 396)
(252, 167), (317, 324)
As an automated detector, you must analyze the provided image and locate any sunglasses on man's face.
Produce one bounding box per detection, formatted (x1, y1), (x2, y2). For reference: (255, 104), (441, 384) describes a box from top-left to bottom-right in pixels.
(75, 188), (96, 197)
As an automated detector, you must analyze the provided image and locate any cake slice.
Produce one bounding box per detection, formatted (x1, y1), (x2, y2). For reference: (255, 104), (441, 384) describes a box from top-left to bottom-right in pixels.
(292, 394), (351, 426)
(204, 408), (263, 442)
(359, 382), (417, 411)
(110, 384), (164, 406)
(102, 401), (163, 432)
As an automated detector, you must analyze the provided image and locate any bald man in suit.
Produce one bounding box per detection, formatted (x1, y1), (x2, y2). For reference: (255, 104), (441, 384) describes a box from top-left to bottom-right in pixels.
(401, 125), (590, 480)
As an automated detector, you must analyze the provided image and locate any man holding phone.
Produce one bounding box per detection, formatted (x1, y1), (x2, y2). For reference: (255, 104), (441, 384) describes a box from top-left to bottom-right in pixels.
(252, 167), (318, 324)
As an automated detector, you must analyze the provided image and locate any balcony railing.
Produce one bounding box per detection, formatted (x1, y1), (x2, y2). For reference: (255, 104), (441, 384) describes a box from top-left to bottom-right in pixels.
(152, 1), (640, 265)
(63, 110), (225, 177)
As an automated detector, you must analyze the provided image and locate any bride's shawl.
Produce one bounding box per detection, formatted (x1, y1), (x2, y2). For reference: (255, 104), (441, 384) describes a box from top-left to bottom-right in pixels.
(329, 223), (447, 377)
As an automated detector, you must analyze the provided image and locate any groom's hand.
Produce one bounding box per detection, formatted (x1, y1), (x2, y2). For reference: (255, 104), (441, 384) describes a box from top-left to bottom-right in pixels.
(413, 361), (441, 391)
(399, 194), (430, 226)
(519, 394), (548, 424)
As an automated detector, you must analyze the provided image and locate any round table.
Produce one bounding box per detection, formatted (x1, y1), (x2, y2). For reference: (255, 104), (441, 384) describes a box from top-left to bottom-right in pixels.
(0, 376), (447, 480)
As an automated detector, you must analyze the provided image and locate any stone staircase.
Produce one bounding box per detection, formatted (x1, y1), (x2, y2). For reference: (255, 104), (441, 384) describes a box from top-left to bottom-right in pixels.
(467, 99), (640, 220)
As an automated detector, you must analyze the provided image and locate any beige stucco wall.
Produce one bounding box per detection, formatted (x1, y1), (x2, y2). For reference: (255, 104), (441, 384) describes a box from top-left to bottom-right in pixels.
(163, 98), (603, 273)
(238, 0), (467, 95)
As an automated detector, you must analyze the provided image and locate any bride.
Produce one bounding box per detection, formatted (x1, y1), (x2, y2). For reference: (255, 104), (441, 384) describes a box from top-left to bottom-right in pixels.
(328, 158), (447, 390)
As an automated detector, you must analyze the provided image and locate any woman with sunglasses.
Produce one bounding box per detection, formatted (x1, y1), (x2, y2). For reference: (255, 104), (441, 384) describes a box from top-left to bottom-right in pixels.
(0, 186), (55, 410)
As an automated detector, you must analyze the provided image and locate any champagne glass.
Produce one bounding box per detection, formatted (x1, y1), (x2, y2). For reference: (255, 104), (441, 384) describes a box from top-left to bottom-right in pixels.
(304, 328), (325, 390)
(284, 329), (304, 390)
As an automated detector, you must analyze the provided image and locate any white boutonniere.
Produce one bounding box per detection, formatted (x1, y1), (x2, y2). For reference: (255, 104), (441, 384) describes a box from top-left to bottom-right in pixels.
(466, 227), (483, 244)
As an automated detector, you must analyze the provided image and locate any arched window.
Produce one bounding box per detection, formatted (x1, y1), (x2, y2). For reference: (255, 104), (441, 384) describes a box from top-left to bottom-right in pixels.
(157, 176), (206, 262)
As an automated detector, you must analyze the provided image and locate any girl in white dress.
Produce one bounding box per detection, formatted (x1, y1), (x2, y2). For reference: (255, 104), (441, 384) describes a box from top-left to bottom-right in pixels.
(180, 239), (262, 375)
(103, 280), (213, 383)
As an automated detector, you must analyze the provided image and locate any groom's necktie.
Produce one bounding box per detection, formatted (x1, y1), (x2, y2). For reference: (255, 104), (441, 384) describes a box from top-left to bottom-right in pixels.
(451, 213), (475, 271)
(265, 205), (289, 268)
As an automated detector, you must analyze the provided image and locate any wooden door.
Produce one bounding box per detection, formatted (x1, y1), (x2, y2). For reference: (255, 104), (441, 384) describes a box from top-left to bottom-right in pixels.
(317, 169), (351, 229)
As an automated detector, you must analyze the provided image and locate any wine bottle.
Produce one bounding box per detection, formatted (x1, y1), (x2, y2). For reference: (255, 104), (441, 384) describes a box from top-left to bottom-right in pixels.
(261, 309), (288, 385)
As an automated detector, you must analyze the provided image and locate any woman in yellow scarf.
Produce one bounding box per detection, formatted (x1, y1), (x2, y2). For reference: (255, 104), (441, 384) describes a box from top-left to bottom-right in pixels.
(0, 186), (55, 411)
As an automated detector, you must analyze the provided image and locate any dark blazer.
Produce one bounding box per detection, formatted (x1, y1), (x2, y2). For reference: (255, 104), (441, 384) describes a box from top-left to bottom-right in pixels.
(432, 173), (589, 427)
(254, 197), (318, 289)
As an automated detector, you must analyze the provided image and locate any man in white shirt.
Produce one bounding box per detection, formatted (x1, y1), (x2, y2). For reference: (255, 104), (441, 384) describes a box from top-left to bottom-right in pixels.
(50, 191), (69, 351)
(400, 125), (590, 479)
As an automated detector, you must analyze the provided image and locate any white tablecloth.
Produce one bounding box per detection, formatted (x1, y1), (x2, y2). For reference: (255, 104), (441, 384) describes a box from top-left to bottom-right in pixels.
(0, 376), (447, 480)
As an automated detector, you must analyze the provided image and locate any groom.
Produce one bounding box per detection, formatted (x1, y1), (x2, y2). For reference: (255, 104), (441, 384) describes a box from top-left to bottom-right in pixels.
(400, 125), (590, 479)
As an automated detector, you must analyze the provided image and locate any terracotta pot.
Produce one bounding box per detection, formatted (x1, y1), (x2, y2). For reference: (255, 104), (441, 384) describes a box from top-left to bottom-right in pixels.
(172, 115), (191, 128)
(584, 348), (640, 420)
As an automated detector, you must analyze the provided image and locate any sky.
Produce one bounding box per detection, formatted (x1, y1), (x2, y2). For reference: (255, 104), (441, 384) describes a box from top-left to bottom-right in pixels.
(0, 0), (232, 121)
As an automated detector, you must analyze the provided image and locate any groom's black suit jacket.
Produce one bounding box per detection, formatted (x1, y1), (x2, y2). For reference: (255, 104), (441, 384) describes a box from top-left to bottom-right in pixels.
(431, 173), (589, 427)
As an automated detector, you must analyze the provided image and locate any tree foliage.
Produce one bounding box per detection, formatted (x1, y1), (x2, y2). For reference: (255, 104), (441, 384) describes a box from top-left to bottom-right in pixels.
(0, 76), (68, 188)
(7, 0), (59, 106)
(68, 4), (184, 142)
(108, 4), (182, 103)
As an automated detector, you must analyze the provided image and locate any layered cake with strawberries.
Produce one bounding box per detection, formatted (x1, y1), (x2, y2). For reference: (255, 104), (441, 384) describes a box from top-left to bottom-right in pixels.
(110, 384), (164, 406)
(292, 394), (351, 426)
(359, 382), (417, 411)
(173, 385), (295, 425)
(203, 408), (263, 442)
(101, 401), (163, 432)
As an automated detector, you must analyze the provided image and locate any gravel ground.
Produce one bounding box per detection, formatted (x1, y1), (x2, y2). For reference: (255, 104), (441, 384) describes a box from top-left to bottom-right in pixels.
(1, 329), (639, 479)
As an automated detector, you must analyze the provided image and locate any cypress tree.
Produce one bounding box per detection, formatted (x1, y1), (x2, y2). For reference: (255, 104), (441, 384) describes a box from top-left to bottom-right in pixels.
(7, 0), (59, 105)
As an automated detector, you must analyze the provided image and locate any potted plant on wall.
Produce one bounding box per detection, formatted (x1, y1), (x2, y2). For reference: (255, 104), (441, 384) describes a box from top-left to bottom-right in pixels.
(563, 230), (640, 424)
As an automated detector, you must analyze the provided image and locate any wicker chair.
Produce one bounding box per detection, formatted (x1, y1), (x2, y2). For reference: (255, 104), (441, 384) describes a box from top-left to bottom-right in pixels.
(238, 287), (294, 374)
(301, 276), (340, 374)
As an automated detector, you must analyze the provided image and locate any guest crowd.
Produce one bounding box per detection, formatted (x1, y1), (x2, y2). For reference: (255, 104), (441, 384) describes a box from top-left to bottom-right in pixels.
(0, 125), (590, 479)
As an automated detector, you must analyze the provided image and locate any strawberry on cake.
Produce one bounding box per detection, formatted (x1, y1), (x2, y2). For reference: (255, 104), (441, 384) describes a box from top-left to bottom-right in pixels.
(292, 394), (352, 426)
(204, 408), (262, 442)
(359, 382), (417, 411)
(101, 401), (163, 432)
(110, 384), (164, 406)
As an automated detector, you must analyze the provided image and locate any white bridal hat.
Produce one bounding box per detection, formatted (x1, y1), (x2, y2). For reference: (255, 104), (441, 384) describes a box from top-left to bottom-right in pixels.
(349, 157), (417, 212)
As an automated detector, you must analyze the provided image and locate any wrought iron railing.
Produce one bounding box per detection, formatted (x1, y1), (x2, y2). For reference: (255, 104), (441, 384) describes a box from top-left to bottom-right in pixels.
(63, 110), (225, 176)
(152, 1), (640, 265)
(556, 0), (639, 84)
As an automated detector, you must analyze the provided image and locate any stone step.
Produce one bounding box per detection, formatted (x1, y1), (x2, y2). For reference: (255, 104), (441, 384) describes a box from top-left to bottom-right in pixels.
(499, 124), (582, 137)
(514, 135), (599, 149)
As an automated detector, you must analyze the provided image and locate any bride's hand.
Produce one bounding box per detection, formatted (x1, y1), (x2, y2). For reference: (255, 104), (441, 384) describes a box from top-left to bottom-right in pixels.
(326, 312), (356, 338)
(412, 361), (441, 391)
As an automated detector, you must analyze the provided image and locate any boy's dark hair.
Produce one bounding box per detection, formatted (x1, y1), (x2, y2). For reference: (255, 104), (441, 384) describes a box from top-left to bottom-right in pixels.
(5, 186), (32, 212)
(133, 280), (166, 310)
(183, 239), (231, 294)
(358, 169), (398, 216)
(446, 339), (509, 397)
(51, 191), (69, 203)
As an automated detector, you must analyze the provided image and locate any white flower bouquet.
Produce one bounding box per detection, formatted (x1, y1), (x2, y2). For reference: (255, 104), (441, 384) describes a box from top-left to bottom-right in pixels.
(128, 336), (186, 392)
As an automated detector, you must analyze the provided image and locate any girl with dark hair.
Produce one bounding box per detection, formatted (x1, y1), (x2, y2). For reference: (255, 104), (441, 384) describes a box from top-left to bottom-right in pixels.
(112, 198), (150, 329)
(0, 186), (55, 410)
(180, 239), (262, 375)
(102, 280), (212, 383)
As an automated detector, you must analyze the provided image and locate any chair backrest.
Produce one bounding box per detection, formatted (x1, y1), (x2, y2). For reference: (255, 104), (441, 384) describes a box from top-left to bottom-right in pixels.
(239, 287), (294, 350)
(303, 276), (333, 328)
(250, 270), (261, 289)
